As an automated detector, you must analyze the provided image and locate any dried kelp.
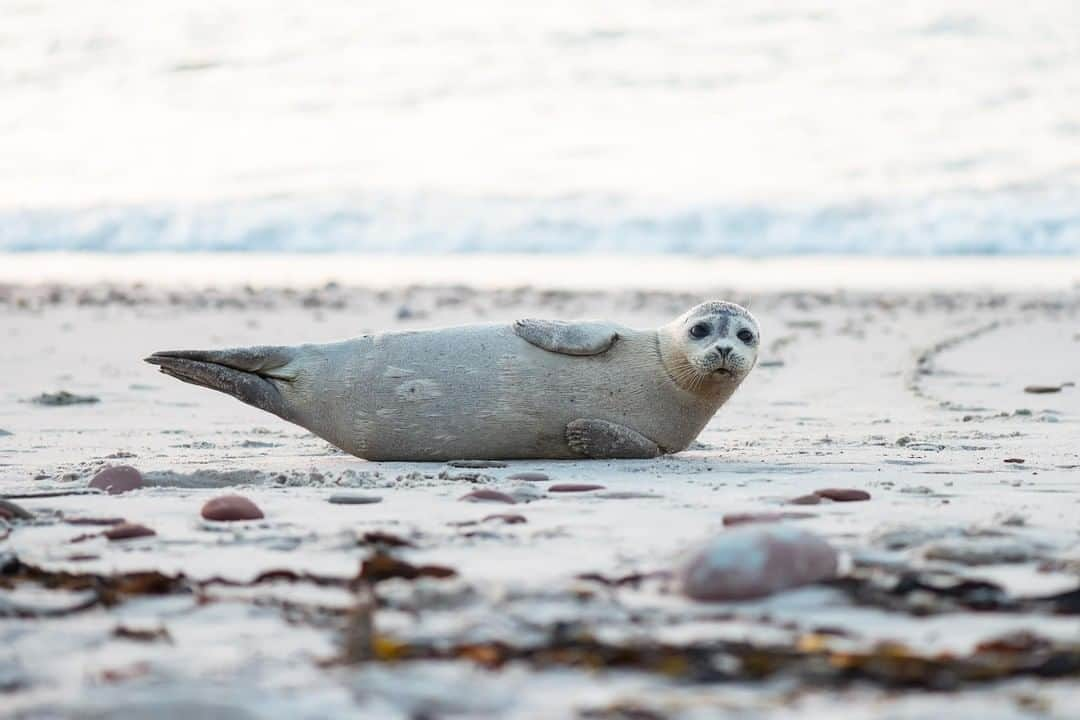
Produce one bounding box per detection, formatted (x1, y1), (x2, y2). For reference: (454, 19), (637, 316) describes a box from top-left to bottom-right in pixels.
(828, 568), (1080, 615)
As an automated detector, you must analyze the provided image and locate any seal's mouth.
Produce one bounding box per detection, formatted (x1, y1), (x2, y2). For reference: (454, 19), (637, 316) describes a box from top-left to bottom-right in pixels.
(712, 367), (734, 377)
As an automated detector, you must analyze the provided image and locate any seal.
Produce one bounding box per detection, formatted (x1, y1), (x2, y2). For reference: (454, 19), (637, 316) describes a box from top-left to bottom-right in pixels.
(145, 301), (760, 461)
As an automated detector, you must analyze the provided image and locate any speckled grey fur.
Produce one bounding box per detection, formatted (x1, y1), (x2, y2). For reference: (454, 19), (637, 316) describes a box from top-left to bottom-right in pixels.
(146, 302), (759, 461)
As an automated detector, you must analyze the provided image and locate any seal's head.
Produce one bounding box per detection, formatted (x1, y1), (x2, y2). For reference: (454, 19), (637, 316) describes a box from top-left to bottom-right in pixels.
(659, 301), (760, 393)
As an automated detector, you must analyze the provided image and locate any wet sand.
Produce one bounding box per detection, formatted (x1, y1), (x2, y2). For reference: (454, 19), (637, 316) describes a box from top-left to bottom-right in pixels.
(2, 256), (1079, 718)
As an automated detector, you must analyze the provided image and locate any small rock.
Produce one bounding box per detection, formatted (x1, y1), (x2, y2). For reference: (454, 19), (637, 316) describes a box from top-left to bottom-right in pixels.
(104, 523), (156, 541)
(789, 494), (822, 505)
(723, 511), (815, 526)
(460, 489), (517, 504)
(548, 483), (605, 493)
(814, 488), (871, 502)
(506, 472), (550, 482)
(0, 429), (12, 437)
(679, 526), (839, 602)
(1024, 382), (1073, 394)
(359, 531), (415, 548)
(483, 513), (527, 524)
(447, 460), (508, 469)
(328, 493), (382, 505)
(30, 391), (100, 406)
(201, 494), (265, 521)
(0, 499), (33, 520)
(89, 466), (144, 495)
(1003, 458), (1025, 464)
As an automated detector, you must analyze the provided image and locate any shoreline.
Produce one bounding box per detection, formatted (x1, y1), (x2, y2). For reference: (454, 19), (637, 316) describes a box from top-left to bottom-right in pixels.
(2, 252), (1079, 292)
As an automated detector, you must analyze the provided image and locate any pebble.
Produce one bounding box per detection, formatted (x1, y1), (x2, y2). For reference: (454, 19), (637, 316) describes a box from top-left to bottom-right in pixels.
(506, 472), (550, 482)
(447, 460), (508, 469)
(30, 390), (100, 406)
(0, 429), (11, 437)
(1003, 458), (1025, 464)
(104, 523), (156, 541)
(679, 526), (839, 602)
(201, 495), (265, 521)
(723, 511), (815, 526)
(0, 499), (33, 521)
(460, 489), (517, 504)
(789, 494), (822, 505)
(328, 493), (382, 505)
(1024, 383), (1073, 394)
(548, 483), (606, 493)
(814, 488), (871, 502)
(89, 466), (144, 495)
(483, 513), (527, 524)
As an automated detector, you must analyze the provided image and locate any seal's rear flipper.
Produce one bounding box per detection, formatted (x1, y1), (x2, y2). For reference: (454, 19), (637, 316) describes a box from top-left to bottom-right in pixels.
(145, 346), (298, 421)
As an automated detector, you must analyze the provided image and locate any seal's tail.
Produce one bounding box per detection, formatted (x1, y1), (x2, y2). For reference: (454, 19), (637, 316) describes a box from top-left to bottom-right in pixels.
(145, 346), (299, 421)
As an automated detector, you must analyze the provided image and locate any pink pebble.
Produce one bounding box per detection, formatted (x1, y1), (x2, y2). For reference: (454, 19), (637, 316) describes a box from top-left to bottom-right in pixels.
(483, 513), (527, 524)
(460, 489), (517, 504)
(723, 512), (815, 527)
(89, 466), (144, 495)
(548, 483), (606, 493)
(201, 495), (265, 521)
(679, 526), (839, 602)
(104, 523), (156, 541)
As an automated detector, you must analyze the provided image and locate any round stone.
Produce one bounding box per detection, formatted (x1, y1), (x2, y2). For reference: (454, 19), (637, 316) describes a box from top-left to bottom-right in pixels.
(506, 472), (550, 482)
(483, 513), (527, 524)
(460, 489), (517, 504)
(548, 483), (606, 493)
(814, 488), (871, 502)
(104, 523), (156, 541)
(328, 493), (382, 505)
(89, 466), (144, 495)
(201, 495), (265, 521)
(679, 526), (839, 602)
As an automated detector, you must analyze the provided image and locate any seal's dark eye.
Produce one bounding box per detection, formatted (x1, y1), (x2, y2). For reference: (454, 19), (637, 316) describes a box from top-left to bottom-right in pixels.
(737, 329), (755, 344)
(689, 323), (710, 339)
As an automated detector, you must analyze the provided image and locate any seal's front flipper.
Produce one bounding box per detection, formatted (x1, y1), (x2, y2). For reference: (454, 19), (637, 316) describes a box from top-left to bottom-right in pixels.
(513, 319), (619, 356)
(145, 346), (298, 421)
(565, 419), (662, 459)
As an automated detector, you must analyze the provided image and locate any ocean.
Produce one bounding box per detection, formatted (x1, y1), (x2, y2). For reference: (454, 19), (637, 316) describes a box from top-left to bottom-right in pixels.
(2, 0), (1078, 255)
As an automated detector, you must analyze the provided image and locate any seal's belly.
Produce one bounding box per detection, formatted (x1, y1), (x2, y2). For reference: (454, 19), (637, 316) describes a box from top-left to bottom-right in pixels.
(345, 325), (704, 460)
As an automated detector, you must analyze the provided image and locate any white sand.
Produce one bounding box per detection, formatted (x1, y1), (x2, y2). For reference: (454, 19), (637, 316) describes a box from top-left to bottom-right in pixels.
(1, 256), (1078, 718)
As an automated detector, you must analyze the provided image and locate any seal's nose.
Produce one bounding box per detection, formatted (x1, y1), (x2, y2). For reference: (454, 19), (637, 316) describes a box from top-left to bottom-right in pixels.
(715, 345), (733, 360)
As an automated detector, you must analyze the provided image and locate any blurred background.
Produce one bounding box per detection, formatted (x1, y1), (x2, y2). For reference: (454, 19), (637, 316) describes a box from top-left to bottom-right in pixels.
(2, 0), (1078, 255)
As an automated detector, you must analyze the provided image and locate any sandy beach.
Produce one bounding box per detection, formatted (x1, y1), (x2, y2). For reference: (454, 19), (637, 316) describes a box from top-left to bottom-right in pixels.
(1, 255), (1078, 718)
